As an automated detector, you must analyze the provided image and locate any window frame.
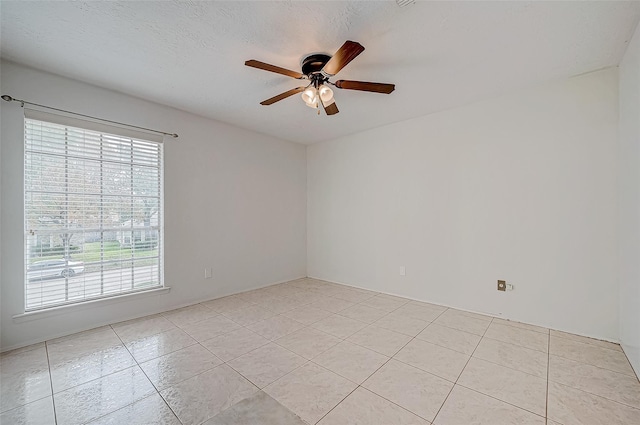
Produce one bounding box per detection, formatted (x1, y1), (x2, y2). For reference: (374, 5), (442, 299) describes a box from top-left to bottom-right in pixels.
(23, 110), (165, 312)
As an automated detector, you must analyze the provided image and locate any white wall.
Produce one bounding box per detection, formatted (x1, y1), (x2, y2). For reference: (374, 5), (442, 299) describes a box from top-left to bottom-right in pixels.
(0, 61), (307, 351)
(308, 69), (619, 341)
(618, 23), (640, 375)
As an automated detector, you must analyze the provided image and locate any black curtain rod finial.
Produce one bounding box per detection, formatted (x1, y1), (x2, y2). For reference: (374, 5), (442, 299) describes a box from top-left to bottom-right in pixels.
(1, 94), (14, 102)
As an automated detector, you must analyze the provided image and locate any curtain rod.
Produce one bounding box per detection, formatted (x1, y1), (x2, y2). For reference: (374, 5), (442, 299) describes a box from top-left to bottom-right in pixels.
(1, 94), (178, 138)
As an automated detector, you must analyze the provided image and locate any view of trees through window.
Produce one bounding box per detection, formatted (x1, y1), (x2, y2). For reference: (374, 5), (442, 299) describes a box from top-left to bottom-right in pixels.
(24, 117), (162, 310)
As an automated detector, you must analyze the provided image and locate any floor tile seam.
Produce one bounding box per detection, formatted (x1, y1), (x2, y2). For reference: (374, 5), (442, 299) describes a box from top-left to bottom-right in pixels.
(493, 321), (550, 335)
(270, 330), (342, 360)
(453, 382), (547, 419)
(550, 381), (640, 412)
(430, 307), (451, 323)
(114, 312), (175, 332)
(374, 323), (430, 338)
(45, 325), (122, 348)
(344, 334), (411, 358)
(112, 323), (184, 423)
(546, 351), (636, 378)
(430, 320), (489, 337)
(445, 311), (494, 324)
(0, 393), (54, 416)
(547, 353), (640, 381)
(175, 317), (248, 341)
(549, 332), (623, 352)
(549, 337), (629, 361)
(546, 376), (640, 411)
(480, 334), (549, 354)
(333, 311), (389, 324)
(46, 341), (131, 368)
(545, 330), (550, 420)
(310, 382), (360, 424)
(431, 317), (494, 423)
(49, 362), (140, 395)
(223, 354), (307, 391)
(120, 322), (194, 343)
(387, 308), (448, 338)
(279, 311), (334, 327)
(478, 332), (552, 355)
(163, 313), (221, 328)
(329, 311), (374, 326)
(132, 339), (200, 365)
(305, 358), (364, 387)
(171, 310), (247, 328)
(140, 356), (226, 393)
(200, 338), (271, 364)
(1, 348), (51, 372)
(422, 320), (483, 336)
(79, 391), (170, 425)
(44, 340), (58, 425)
(113, 327), (181, 346)
(221, 330), (311, 383)
(489, 322), (549, 342)
(409, 335), (478, 357)
(455, 318), (493, 384)
(357, 300), (412, 316)
(467, 353), (548, 380)
(0, 344), (45, 359)
(383, 356), (457, 386)
(349, 314), (455, 423)
(353, 384), (437, 424)
(310, 325), (416, 388)
(359, 360), (455, 422)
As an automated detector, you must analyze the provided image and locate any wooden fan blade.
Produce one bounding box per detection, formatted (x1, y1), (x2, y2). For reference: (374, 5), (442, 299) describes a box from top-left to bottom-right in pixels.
(335, 80), (395, 94)
(322, 41), (365, 76)
(320, 97), (339, 116)
(260, 87), (306, 105)
(245, 60), (305, 79)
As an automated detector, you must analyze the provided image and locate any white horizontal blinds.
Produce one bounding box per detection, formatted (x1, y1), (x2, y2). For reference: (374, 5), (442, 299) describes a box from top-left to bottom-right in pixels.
(24, 112), (163, 311)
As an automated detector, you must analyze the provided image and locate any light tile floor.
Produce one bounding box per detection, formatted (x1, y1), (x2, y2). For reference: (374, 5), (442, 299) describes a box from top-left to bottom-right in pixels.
(2, 278), (639, 425)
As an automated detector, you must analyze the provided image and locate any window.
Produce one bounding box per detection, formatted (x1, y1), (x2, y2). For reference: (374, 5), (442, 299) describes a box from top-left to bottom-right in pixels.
(24, 110), (163, 311)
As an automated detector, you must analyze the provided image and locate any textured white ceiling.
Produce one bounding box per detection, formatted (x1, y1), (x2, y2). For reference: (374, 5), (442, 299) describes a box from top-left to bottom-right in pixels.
(2, 1), (639, 144)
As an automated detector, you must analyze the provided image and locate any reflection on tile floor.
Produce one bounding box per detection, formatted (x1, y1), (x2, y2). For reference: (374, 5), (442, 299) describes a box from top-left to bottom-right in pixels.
(1, 278), (639, 424)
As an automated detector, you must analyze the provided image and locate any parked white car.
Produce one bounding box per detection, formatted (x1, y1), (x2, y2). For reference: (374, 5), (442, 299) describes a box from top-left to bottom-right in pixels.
(27, 259), (85, 280)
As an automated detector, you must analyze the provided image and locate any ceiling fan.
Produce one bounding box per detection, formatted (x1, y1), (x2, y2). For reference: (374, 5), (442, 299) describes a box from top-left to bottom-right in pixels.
(245, 40), (395, 116)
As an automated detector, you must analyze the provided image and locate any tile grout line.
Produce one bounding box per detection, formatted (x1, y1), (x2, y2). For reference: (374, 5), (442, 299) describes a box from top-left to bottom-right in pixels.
(239, 288), (441, 424)
(351, 305), (452, 423)
(44, 341), (58, 425)
(352, 307), (450, 423)
(431, 316), (493, 424)
(310, 307), (433, 425)
(457, 340), (549, 380)
(109, 323), (186, 425)
(546, 350), (637, 378)
(546, 330), (550, 423)
(549, 380), (640, 413)
(547, 352), (640, 378)
(550, 331), (627, 354)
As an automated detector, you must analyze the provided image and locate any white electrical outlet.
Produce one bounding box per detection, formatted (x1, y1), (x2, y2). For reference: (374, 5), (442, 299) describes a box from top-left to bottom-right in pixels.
(506, 283), (514, 291)
(399, 266), (406, 276)
(204, 268), (212, 279)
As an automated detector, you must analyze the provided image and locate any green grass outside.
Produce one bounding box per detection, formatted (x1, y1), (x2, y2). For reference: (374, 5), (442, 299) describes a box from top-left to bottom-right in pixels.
(30, 241), (158, 268)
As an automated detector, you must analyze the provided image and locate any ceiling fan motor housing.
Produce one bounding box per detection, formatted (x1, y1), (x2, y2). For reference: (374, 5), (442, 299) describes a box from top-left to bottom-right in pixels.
(301, 54), (331, 76)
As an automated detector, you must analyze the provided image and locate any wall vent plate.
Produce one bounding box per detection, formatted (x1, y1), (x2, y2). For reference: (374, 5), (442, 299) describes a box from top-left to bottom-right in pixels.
(396, 0), (415, 7)
(497, 280), (506, 291)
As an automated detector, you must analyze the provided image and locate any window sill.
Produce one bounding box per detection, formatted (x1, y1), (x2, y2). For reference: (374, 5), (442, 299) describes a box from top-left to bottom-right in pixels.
(12, 286), (171, 323)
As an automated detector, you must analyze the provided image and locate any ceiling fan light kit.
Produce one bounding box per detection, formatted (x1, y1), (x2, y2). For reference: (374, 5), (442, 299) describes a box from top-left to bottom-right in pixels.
(245, 40), (395, 116)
